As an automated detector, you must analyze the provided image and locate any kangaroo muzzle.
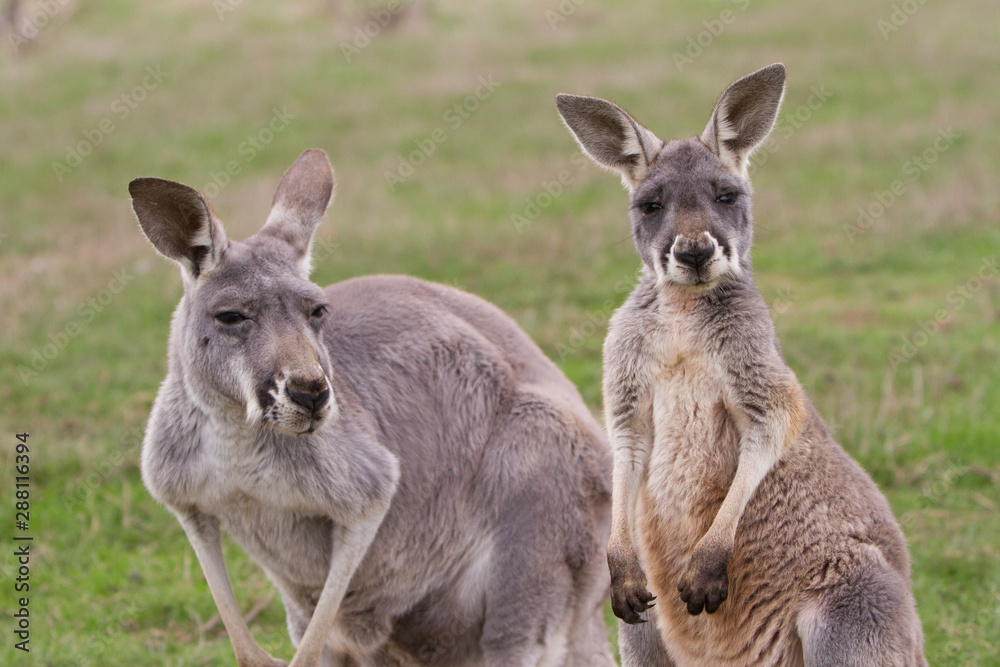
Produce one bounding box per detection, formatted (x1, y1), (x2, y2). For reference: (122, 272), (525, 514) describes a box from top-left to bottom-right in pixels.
(665, 232), (726, 285)
(672, 236), (716, 271)
(287, 376), (331, 415)
(260, 359), (336, 435)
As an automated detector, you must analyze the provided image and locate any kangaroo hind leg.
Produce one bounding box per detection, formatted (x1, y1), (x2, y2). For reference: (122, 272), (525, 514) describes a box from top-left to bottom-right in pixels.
(797, 557), (926, 667)
(618, 605), (676, 667)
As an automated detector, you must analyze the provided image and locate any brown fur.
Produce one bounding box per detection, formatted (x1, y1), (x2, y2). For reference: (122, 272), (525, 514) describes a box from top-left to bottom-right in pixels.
(557, 64), (926, 666)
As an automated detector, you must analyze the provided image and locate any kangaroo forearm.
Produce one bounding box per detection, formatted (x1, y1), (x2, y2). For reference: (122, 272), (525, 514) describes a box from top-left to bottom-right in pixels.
(178, 511), (268, 662)
(699, 447), (774, 551)
(701, 382), (806, 550)
(289, 504), (389, 665)
(610, 449), (647, 552)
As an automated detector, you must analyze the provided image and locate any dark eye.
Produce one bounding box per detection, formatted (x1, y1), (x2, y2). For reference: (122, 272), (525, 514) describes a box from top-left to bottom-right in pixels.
(716, 193), (737, 205)
(215, 311), (247, 325)
(311, 304), (328, 319)
(639, 202), (662, 215)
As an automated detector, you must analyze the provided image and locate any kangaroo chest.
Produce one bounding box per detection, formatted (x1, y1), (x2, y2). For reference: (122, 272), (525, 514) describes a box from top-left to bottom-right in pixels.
(634, 323), (803, 665)
(217, 496), (335, 589)
(643, 314), (740, 502)
(643, 356), (739, 531)
(191, 442), (337, 590)
(636, 319), (742, 565)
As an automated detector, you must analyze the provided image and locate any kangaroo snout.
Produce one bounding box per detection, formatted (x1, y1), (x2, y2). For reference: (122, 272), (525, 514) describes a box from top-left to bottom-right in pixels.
(267, 363), (335, 434)
(288, 380), (331, 414)
(671, 239), (715, 270)
(667, 232), (724, 284)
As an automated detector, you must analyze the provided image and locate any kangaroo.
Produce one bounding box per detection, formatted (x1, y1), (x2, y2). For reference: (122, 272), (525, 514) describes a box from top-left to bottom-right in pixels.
(131, 149), (615, 667)
(556, 64), (926, 666)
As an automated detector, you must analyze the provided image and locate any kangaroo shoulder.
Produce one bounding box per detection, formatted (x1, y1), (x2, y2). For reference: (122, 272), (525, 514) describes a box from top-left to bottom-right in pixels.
(141, 375), (210, 507)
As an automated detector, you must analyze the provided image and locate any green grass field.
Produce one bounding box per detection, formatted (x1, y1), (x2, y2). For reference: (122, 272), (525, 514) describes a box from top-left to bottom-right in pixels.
(1, 0), (997, 664)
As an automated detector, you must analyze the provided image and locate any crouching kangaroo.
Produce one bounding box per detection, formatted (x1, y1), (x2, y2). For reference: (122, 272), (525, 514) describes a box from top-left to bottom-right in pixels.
(556, 64), (926, 666)
(131, 149), (615, 667)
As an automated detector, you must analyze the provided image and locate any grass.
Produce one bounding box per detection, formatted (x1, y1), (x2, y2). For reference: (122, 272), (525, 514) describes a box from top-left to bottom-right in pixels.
(1, 0), (998, 664)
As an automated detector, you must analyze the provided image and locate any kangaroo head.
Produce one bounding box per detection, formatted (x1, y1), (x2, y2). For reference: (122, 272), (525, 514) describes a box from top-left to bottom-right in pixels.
(131, 149), (338, 435)
(557, 63), (785, 289)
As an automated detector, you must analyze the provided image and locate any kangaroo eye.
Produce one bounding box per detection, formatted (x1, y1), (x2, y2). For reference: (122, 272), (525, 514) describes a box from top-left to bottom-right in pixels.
(639, 202), (662, 215)
(716, 193), (737, 205)
(311, 304), (328, 319)
(215, 311), (247, 325)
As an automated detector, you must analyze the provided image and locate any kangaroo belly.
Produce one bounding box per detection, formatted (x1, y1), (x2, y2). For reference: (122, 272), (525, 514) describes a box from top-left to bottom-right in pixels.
(638, 365), (803, 666)
(220, 503), (334, 590)
(640, 362), (739, 558)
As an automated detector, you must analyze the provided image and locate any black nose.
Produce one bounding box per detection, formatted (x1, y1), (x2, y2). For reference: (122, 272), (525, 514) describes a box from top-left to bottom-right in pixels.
(289, 386), (330, 413)
(673, 245), (714, 269)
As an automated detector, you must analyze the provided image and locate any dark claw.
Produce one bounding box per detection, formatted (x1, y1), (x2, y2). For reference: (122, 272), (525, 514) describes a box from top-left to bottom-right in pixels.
(614, 601), (643, 625)
(678, 547), (731, 616)
(704, 589), (727, 614)
(609, 553), (657, 624)
(612, 586), (656, 624)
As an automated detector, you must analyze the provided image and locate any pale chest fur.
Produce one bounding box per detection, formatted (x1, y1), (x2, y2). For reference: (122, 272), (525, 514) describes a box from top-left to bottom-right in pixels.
(630, 306), (739, 588)
(174, 429), (337, 591)
(632, 310), (802, 666)
(216, 495), (334, 591)
(637, 309), (741, 552)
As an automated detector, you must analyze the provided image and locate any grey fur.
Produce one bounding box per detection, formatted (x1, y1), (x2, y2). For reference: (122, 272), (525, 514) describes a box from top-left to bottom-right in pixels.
(132, 149), (615, 667)
(557, 65), (926, 666)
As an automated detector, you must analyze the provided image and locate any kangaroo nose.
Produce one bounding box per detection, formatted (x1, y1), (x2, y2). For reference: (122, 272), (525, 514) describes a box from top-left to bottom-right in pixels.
(673, 245), (714, 269)
(289, 385), (330, 413)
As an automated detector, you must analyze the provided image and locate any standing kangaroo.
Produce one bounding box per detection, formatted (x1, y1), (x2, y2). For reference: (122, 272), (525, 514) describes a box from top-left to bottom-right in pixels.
(131, 149), (615, 667)
(556, 64), (926, 666)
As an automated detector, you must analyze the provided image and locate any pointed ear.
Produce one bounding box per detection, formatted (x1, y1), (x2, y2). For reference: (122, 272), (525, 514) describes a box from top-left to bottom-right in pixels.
(555, 94), (664, 189)
(701, 63), (786, 176)
(259, 149), (335, 278)
(129, 178), (227, 282)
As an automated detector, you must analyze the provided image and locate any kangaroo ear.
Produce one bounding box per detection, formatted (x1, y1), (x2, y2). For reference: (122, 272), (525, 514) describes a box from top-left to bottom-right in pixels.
(701, 63), (786, 176)
(556, 94), (664, 190)
(130, 178), (227, 283)
(260, 149), (336, 278)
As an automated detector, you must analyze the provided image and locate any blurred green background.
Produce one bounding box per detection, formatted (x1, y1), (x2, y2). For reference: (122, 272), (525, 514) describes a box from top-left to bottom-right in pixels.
(1, 0), (997, 664)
